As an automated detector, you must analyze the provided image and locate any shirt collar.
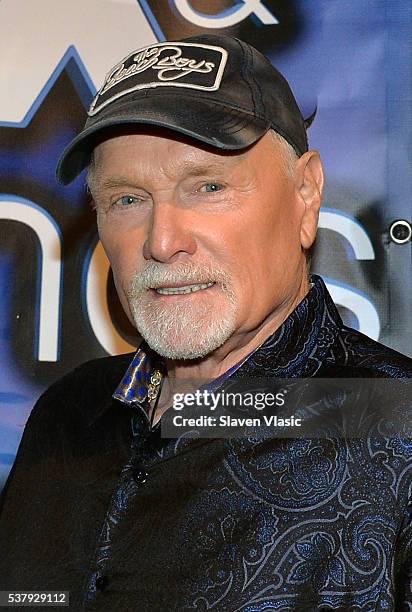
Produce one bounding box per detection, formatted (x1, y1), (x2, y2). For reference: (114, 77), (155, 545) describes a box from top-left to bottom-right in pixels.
(112, 340), (245, 414)
(113, 343), (159, 405)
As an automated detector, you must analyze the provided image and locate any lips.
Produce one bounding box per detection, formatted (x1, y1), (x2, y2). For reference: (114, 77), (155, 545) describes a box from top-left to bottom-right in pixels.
(154, 282), (215, 295)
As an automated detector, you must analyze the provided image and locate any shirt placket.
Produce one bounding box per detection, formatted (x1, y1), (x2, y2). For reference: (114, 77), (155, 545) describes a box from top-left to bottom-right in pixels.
(82, 403), (153, 606)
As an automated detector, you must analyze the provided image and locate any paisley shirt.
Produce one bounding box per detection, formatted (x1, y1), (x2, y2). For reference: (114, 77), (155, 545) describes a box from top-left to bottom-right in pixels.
(1, 275), (412, 611)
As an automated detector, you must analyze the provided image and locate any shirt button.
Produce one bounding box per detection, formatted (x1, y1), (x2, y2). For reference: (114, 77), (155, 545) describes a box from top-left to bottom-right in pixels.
(132, 467), (148, 485)
(95, 575), (109, 591)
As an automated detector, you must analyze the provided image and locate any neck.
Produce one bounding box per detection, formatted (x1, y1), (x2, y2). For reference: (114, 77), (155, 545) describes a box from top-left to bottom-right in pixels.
(152, 273), (311, 420)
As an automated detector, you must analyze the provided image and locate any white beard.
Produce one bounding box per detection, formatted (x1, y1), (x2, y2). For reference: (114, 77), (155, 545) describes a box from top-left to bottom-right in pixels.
(127, 262), (237, 360)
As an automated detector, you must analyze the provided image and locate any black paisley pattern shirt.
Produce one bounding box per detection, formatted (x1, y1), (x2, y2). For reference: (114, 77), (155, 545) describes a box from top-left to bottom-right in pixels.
(1, 275), (412, 611)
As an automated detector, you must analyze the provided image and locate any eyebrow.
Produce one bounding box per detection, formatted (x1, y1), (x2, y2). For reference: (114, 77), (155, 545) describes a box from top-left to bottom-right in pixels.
(177, 150), (248, 176)
(94, 177), (139, 190)
(175, 159), (234, 177)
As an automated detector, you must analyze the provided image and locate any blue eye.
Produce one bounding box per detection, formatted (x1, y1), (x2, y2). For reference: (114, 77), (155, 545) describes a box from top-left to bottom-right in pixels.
(114, 195), (140, 207)
(200, 183), (223, 193)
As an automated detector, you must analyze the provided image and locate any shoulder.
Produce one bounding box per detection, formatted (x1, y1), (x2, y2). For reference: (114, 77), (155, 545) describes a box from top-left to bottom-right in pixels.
(329, 324), (412, 378)
(39, 351), (135, 399)
(28, 352), (136, 426)
(53, 352), (135, 389)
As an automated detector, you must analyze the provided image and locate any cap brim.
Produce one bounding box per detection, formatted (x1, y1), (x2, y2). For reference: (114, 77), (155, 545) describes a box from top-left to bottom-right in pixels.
(56, 94), (270, 184)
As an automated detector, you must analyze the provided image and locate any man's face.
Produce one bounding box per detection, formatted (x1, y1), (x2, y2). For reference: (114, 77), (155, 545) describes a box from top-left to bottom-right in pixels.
(91, 130), (313, 360)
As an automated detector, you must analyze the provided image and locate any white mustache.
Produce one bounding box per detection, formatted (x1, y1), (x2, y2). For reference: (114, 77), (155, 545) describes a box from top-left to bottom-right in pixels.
(128, 261), (231, 295)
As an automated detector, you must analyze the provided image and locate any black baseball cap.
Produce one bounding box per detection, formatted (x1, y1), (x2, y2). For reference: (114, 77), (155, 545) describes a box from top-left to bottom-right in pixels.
(56, 35), (309, 185)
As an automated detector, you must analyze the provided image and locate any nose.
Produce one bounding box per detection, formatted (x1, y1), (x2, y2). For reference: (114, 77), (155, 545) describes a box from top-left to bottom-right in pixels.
(142, 201), (197, 263)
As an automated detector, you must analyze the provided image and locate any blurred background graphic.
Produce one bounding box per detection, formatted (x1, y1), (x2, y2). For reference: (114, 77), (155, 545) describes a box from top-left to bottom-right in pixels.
(0, 0), (411, 487)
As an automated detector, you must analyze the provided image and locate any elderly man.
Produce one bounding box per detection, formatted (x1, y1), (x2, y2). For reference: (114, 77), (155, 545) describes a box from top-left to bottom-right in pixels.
(1, 35), (412, 610)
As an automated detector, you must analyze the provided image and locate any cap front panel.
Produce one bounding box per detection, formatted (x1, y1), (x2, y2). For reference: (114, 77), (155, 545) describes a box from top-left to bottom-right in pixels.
(89, 42), (228, 116)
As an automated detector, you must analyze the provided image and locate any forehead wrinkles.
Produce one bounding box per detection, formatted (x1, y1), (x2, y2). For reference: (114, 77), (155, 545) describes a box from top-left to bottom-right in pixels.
(93, 135), (247, 184)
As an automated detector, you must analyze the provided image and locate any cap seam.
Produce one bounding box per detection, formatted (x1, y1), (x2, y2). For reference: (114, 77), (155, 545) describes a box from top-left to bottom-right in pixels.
(241, 40), (260, 118)
(91, 92), (272, 126)
(237, 39), (257, 118)
(246, 42), (265, 115)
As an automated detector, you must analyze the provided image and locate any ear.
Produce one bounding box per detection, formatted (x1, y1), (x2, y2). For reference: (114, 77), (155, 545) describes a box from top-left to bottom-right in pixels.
(294, 151), (324, 249)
